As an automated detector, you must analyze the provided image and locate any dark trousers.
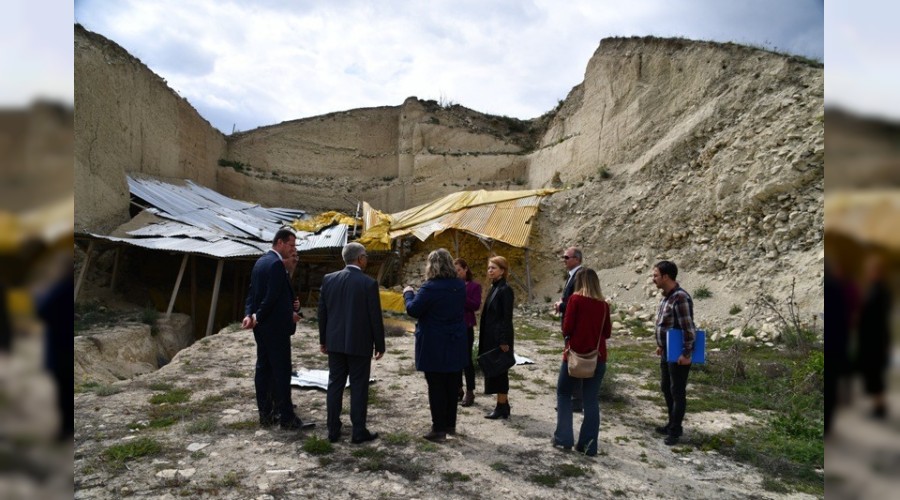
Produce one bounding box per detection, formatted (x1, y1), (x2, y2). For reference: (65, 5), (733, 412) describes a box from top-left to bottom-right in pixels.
(461, 327), (476, 392)
(425, 371), (461, 432)
(660, 359), (690, 435)
(327, 352), (372, 440)
(825, 362), (837, 435)
(254, 330), (294, 421)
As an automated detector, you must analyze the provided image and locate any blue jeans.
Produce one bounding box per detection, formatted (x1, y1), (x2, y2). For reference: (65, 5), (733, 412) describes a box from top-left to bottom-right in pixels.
(554, 360), (606, 456)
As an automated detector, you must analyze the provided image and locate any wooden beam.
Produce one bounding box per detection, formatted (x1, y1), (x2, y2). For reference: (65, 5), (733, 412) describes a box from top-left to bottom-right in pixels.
(453, 231), (460, 257)
(190, 255), (197, 335)
(167, 254), (189, 317)
(525, 248), (533, 302)
(74, 240), (95, 303)
(205, 259), (225, 336)
(110, 247), (122, 292)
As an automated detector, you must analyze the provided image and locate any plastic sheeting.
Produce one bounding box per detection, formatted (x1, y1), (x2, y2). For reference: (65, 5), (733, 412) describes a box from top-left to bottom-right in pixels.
(826, 190), (900, 251)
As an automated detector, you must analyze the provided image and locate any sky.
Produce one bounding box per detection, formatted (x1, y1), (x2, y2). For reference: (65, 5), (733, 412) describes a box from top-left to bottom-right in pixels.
(68, 0), (829, 134)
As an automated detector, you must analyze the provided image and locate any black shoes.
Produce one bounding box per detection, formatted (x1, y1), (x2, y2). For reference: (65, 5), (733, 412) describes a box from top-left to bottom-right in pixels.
(655, 424), (670, 435)
(351, 431), (379, 444)
(260, 415), (277, 428)
(424, 430), (447, 442)
(664, 434), (680, 446)
(280, 417), (315, 431)
(461, 391), (475, 407)
(485, 402), (511, 420)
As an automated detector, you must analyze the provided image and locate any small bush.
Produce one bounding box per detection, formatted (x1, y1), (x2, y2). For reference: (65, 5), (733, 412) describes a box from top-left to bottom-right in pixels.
(729, 304), (742, 315)
(598, 166), (612, 179)
(693, 286), (712, 299)
(302, 436), (333, 455)
(220, 471), (240, 487)
(442, 471), (471, 482)
(490, 462), (510, 472)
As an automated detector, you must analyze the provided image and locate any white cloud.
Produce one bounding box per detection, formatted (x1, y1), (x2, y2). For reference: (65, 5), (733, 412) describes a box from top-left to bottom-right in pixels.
(75, 0), (825, 133)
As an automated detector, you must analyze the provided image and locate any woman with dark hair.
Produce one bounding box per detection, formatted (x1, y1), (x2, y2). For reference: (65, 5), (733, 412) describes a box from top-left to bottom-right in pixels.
(403, 249), (468, 442)
(454, 257), (482, 407)
(553, 267), (611, 456)
(478, 256), (515, 419)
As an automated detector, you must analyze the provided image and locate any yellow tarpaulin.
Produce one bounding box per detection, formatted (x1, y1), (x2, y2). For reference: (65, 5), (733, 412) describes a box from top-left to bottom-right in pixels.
(358, 189), (558, 251)
(826, 191), (900, 251)
(379, 289), (406, 313)
(291, 211), (359, 233)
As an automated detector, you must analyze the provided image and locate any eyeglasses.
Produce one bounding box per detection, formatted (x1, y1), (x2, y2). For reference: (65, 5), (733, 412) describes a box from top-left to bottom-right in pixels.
(360, 254), (368, 258)
(561, 256), (572, 260)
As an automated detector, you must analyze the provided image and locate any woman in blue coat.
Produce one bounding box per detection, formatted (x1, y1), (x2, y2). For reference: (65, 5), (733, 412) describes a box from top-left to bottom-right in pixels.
(403, 248), (468, 442)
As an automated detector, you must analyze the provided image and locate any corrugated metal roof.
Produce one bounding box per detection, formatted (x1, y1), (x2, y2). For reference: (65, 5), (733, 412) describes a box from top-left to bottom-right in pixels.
(84, 176), (347, 258)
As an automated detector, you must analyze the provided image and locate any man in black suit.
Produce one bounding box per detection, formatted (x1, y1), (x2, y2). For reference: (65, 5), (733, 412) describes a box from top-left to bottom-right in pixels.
(318, 242), (386, 444)
(242, 228), (313, 431)
(555, 246), (584, 412)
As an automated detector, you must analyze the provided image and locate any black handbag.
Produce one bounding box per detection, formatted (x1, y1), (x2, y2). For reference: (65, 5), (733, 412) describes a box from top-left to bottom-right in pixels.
(478, 347), (515, 378)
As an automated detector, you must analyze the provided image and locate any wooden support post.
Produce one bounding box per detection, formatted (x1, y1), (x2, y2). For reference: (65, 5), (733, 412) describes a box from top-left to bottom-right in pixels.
(525, 248), (533, 302)
(205, 259), (225, 336)
(74, 240), (95, 303)
(190, 256), (197, 335)
(167, 254), (189, 317)
(110, 247), (122, 292)
(453, 231), (460, 257)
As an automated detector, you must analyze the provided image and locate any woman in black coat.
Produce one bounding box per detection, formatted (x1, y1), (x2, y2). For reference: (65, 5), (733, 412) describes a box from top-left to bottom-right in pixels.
(478, 255), (515, 419)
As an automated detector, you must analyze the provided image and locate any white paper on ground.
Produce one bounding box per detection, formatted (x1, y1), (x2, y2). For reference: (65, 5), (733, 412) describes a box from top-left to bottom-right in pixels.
(290, 368), (375, 390)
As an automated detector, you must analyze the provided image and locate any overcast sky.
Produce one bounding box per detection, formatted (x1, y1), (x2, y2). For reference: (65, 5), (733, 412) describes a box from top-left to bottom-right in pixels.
(70, 0), (829, 134)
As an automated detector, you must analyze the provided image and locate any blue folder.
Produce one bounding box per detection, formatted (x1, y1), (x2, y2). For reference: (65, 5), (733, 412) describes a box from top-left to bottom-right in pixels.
(666, 329), (706, 364)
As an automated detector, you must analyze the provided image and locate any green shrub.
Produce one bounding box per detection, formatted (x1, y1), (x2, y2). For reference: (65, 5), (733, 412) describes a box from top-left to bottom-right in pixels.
(302, 436), (333, 455)
(729, 304), (742, 315)
(693, 286), (712, 299)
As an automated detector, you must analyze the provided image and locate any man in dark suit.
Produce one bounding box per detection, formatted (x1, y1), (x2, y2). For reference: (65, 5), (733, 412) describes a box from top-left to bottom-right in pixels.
(555, 246), (584, 412)
(242, 228), (313, 431)
(318, 242), (386, 444)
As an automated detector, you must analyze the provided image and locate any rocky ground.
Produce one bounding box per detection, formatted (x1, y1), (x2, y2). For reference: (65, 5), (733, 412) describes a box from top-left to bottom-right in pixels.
(74, 308), (820, 500)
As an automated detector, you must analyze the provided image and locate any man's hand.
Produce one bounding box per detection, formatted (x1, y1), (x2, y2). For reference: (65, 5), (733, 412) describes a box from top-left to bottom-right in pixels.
(677, 354), (692, 366)
(554, 300), (562, 313)
(292, 312), (300, 323)
(319, 344), (327, 355)
(655, 346), (662, 357)
(373, 351), (384, 361)
(242, 315), (255, 329)
(402, 286), (415, 295)
(499, 344), (510, 353)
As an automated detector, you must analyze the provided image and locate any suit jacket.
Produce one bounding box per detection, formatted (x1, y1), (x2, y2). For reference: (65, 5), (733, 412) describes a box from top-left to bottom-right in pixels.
(245, 250), (295, 338)
(318, 266), (386, 356)
(559, 265), (581, 324)
(478, 278), (515, 355)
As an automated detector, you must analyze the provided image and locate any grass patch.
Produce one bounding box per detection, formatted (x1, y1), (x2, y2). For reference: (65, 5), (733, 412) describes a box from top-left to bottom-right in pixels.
(383, 432), (412, 446)
(686, 342), (824, 495)
(225, 419), (259, 431)
(302, 436), (333, 455)
(220, 471), (240, 487)
(148, 381), (174, 391)
(728, 304), (742, 315)
(103, 437), (162, 467)
(693, 285), (712, 299)
(490, 462), (510, 472)
(442, 471), (471, 482)
(558, 463), (587, 478)
(417, 442), (439, 452)
(224, 370), (244, 378)
(529, 473), (560, 487)
(351, 447), (382, 459)
(187, 416), (218, 434)
(515, 321), (551, 342)
(149, 388), (191, 405)
(360, 456), (424, 480)
(78, 382), (122, 397)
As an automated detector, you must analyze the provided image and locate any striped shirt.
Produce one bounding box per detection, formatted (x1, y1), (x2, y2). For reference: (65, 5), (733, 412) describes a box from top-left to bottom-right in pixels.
(654, 285), (696, 357)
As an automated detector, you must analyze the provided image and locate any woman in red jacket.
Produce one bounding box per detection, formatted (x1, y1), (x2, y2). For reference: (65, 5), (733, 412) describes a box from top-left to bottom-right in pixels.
(552, 267), (611, 456)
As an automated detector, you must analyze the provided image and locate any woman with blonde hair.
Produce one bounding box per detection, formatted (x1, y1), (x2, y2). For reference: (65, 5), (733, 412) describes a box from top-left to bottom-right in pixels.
(403, 249), (468, 442)
(552, 267), (611, 456)
(478, 256), (515, 419)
